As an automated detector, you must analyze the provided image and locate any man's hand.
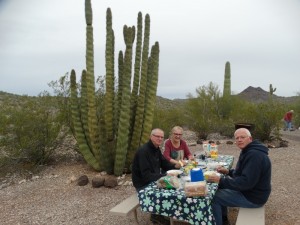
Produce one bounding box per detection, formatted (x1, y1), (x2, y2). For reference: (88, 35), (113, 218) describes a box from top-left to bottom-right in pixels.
(217, 166), (229, 175)
(208, 174), (220, 183)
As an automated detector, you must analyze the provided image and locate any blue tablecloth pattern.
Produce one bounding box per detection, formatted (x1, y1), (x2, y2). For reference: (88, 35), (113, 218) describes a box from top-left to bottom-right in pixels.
(138, 182), (218, 225)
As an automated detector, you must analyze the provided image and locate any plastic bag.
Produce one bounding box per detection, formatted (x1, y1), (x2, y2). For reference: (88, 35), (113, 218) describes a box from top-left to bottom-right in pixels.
(157, 175), (180, 189)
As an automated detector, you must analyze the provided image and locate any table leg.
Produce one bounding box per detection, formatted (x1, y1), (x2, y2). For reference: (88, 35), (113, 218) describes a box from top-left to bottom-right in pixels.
(170, 217), (174, 225)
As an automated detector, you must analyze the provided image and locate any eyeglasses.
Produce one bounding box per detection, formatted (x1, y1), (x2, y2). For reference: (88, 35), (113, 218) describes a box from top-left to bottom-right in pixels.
(173, 133), (182, 136)
(152, 134), (164, 139)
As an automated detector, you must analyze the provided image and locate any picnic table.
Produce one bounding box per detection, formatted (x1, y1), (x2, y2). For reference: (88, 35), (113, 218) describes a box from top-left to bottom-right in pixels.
(137, 155), (234, 225)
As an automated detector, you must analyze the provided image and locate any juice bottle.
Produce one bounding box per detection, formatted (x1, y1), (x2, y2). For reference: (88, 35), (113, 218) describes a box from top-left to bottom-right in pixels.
(210, 144), (218, 159)
(203, 142), (210, 157)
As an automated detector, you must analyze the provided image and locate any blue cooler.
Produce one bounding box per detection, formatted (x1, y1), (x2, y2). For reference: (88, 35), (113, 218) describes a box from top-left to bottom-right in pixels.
(190, 168), (204, 182)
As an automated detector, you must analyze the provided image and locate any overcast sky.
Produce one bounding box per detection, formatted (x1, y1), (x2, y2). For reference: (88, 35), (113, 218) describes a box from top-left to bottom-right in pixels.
(1, 0), (299, 99)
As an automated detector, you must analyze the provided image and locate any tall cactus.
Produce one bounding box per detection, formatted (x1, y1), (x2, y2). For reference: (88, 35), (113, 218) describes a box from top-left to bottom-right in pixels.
(223, 61), (231, 97)
(70, 1), (160, 176)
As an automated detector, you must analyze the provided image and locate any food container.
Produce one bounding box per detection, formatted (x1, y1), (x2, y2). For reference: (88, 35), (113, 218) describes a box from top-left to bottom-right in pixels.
(204, 171), (221, 180)
(184, 181), (207, 197)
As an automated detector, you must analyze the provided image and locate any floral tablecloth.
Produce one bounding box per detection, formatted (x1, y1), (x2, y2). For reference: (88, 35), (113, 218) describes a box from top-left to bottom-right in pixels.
(137, 155), (234, 225)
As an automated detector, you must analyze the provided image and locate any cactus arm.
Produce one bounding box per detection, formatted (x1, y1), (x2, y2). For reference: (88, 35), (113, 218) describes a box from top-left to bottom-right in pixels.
(85, 0), (101, 165)
(114, 26), (135, 176)
(127, 14), (151, 167)
(141, 42), (160, 143)
(70, 70), (100, 170)
(105, 8), (115, 142)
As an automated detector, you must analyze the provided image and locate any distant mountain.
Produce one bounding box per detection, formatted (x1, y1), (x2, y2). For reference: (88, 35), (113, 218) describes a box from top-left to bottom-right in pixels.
(236, 86), (299, 104)
(1, 87), (299, 108)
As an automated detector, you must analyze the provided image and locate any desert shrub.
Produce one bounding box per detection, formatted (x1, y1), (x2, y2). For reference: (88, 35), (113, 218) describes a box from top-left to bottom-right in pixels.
(153, 106), (188, 138)
(48, 73), (72, 128)
(0, 95), (65, 167)
(185, 82), (228, 139)
(289, 93), (300, 129)
(232, 100), (285, 141)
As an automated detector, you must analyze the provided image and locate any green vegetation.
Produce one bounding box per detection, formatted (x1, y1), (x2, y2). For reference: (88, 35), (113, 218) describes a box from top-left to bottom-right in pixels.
(0, 84), (298, 176)
(0, 93), (66, 174)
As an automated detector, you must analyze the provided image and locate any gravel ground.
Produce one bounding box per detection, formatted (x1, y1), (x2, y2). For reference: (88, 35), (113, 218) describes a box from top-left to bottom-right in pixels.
(0, 130), (299, 225)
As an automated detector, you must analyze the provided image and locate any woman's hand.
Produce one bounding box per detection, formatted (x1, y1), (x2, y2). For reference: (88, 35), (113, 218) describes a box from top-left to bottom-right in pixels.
(188, 155), (194, 161)
(174, 162), (182, 169)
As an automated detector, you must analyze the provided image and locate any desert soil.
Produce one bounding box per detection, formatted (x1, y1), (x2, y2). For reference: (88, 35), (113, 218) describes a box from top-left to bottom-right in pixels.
(0, 130), (299, 225)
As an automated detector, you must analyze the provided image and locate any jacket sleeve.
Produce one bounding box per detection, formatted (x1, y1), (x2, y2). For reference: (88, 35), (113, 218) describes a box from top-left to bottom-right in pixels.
(219, 151), (264, 191)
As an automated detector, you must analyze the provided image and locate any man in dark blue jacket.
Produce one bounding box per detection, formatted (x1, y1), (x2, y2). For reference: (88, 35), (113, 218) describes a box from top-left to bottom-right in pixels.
(209, 128), (271, 225)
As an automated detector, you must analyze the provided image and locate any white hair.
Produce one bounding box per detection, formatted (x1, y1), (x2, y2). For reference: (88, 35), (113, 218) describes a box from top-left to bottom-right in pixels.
(234, 128), (252, 137)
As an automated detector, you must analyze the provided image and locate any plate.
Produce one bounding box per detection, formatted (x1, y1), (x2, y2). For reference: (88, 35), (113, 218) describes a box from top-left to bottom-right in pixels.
(167, 170), (183, 176)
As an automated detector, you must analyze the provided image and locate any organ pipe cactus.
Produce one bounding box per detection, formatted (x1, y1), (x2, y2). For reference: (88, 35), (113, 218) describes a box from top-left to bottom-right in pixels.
(70, 0), (159, 176)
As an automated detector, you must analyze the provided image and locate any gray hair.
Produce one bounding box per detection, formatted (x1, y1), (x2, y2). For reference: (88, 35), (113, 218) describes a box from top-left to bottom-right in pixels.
(151, 128), (164, 136)
(234, 128), (252, 137)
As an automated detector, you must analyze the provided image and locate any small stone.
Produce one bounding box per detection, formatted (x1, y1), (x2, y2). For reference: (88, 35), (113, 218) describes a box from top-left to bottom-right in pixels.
(104, 176), (118, 188)
(92, 176), (105, 188)
(197, 140), (203, 144)
(19, 179), (26, 184)
(77, 175), (89, 186)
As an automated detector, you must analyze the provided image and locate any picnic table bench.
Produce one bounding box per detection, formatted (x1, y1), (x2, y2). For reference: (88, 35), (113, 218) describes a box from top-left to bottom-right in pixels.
(236, 206), (265, 225)
(109, 193), (139, 224)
